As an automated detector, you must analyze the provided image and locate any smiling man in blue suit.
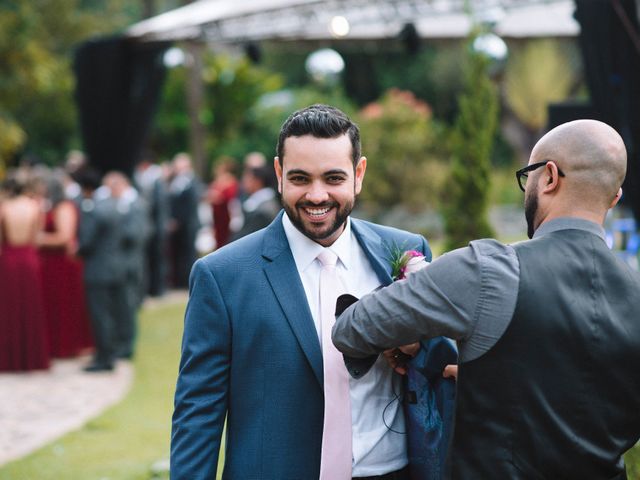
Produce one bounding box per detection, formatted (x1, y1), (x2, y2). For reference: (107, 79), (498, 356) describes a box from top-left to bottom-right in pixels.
(170, 104), (451, 479)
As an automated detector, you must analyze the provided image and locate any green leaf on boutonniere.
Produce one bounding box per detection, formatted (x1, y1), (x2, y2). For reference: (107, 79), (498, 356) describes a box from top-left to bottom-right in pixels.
(385, 241), (427, 281)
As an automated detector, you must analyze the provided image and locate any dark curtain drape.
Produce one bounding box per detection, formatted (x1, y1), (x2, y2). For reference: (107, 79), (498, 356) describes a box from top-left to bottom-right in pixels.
(74, 36), (169, 177)
(574, 0), (640, 222)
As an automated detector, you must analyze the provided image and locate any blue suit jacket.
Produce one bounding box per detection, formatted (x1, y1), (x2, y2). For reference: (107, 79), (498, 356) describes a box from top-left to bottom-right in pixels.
(171, 211), (445, 479)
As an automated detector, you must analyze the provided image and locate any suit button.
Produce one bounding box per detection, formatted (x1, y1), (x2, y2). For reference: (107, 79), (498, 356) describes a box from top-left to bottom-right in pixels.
(353, 369), (360, 376)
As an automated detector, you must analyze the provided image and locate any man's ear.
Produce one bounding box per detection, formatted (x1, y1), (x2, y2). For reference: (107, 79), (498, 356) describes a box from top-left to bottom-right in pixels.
(609, 187), (623, 209)
(274, 157), (283, 194)
(542, 161), (562, 194)
(354, 156), (367, 195)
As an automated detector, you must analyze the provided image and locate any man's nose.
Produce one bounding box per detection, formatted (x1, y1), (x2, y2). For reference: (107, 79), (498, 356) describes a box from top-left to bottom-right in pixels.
(305, 182), (329, 203)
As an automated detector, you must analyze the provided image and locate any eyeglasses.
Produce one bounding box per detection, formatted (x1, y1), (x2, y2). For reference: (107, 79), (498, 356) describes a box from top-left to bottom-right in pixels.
(515, 160), (565, 192)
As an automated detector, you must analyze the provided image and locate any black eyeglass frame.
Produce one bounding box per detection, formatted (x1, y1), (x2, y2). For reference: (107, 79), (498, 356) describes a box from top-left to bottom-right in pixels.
(515, 160), (565, 192)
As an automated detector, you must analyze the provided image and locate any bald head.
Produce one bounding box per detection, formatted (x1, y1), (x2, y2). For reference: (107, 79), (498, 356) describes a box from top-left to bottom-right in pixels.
(531, 120), (626, 209)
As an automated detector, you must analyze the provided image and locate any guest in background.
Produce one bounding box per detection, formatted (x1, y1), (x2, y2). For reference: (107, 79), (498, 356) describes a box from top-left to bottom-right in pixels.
(168, 153), (201, 288)
(243, 150), (267, 169)
(0, 171), (49, 372)
(229, 165), (279, 241)
(36, 169), (93, 358)
(237, 151), (267, 204)
(103, 171), (149, 359)
(63, 150), (87, 202)
(76, 167), (127, 372)
(134, 155), (169, 297)
(207, 156), (239, 249)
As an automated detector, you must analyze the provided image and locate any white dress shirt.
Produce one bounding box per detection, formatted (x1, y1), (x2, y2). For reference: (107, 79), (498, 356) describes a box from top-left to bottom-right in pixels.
(283, 213), (408, 477)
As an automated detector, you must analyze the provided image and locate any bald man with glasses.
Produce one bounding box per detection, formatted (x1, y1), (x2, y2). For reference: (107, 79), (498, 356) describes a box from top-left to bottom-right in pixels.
(333, 119), (640, 478)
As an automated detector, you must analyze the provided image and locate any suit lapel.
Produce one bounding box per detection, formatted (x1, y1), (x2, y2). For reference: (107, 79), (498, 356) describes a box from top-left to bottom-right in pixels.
(351, 219), (394, 287)
(262, 213), (324, 386)
(260, 216), (402, 385)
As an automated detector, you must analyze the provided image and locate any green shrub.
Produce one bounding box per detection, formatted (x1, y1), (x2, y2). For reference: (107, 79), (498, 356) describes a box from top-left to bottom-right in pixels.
(443, 38), (498, 250)
(356, 88), (449, 212)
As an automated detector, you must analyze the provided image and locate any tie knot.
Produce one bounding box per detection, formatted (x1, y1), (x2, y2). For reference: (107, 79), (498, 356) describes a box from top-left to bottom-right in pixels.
(317, 249), (338, 267)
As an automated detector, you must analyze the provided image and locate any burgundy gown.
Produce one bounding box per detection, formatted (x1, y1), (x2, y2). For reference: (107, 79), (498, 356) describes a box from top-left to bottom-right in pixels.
(210, 179), (238, 249)
(39, 202), (93, 357)
(0, 223), (50, 371)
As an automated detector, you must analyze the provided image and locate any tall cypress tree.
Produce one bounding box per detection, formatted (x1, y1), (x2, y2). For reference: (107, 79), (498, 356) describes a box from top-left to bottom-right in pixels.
(443, 36), (499, 251)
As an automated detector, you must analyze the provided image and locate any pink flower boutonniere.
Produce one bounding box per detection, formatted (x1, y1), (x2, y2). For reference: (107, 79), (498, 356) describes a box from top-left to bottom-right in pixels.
(389, 248), (429, 281)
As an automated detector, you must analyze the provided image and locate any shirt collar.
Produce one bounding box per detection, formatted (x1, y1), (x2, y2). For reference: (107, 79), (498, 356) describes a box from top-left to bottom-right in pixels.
(533, 217), (606, 240)
(282, 213), (352, 272)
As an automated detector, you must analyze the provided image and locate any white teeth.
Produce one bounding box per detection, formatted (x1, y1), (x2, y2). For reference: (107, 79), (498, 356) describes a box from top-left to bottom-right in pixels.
(305, 207), (330, 216)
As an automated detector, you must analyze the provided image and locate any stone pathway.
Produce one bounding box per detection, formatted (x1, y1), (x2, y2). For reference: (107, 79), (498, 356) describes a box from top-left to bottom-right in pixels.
(0, 357), (133, 466)
(0, 290), (187, 468)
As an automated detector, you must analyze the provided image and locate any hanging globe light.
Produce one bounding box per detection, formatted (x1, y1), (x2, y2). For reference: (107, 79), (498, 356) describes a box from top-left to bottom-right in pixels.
(305, 48), (345, 86)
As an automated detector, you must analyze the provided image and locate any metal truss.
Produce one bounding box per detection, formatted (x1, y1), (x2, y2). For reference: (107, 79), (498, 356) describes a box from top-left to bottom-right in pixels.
(128, 0), (575, 43)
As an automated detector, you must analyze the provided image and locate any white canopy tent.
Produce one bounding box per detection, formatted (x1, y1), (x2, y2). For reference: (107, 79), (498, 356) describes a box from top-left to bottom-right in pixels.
(127, 0), (580, 44)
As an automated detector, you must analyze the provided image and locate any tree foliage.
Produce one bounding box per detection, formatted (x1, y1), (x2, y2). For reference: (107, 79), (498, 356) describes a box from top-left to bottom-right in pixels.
(152, 51), (284, 170)
(201, 53), (283, 160)
(356, 88), (449, 211)
(224, 84), (357, 164)
(504, 39), (579, 132)
(260, 41), (467, 123)
(0, 0), (132, 169)
(443, 40), (499, 251)
(151, 48), (365, 174)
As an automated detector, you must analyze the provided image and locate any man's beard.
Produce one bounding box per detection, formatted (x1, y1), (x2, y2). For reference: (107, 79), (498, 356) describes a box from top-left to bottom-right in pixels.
(524, 190), (538, 239)
(283, 197), (354, 243)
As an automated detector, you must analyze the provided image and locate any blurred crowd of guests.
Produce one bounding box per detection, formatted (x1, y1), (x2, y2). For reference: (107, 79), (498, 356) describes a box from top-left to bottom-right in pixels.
(0, 149), (279, 373)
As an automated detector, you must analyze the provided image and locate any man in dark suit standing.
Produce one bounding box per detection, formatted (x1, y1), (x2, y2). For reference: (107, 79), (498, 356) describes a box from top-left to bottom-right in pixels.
(171, 105), (454, 479)
(76, 167), (127, 372)
(168, 153), (201, 288)
(134, 157), (169, 297)
(229, 165), (279, 241)
(334, 119), (640, 478)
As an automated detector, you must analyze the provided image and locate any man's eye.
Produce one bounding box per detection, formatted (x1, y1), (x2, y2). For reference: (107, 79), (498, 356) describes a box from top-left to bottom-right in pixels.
(289, 176), (308, 183)
(327, 176), (346, 184)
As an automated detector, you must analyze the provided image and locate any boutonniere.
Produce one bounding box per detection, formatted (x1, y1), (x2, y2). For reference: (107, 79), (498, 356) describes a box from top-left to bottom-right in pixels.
(388, 245), (429, 281)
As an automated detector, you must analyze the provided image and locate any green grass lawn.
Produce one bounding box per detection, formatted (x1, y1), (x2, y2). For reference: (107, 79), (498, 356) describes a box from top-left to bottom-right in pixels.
(1, 295), (638, 479)
(0, 299), (187, 480)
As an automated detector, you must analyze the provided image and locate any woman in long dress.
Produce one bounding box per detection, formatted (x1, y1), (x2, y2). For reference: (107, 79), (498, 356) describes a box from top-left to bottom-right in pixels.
(0, 173), (49, 371)
(37, 171), (93, 357)
(207, 157), (239, 249)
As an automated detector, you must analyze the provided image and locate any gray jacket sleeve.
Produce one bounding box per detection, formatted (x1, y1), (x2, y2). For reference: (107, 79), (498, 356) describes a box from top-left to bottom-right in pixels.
(332, 239), (519, 363)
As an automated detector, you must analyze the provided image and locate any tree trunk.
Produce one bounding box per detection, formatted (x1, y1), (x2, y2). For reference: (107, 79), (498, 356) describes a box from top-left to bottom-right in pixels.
(185, 42), (207, 179)
(142, 0), (155, 18)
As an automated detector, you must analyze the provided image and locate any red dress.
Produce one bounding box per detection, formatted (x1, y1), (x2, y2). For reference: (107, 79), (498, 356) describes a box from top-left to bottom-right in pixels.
(39, 202), (93, 357)
(209, 179), (238, 249)
(0, 238), (50, 371)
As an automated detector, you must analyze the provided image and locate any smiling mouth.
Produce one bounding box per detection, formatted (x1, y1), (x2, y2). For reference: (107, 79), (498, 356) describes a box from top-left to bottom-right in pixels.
(301, 205), (333, 221)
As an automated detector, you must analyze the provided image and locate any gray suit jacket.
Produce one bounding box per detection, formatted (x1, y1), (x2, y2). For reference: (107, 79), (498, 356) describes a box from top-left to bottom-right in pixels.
(78, 197), (126, 285)
(119, 192), (150, 280)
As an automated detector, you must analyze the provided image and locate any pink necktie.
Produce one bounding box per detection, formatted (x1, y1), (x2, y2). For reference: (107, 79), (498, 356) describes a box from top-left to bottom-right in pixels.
(317, 250), (352, 480)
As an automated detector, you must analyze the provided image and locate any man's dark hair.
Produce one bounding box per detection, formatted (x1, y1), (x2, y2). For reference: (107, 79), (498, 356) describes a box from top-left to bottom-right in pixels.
(1, 175), (26, 197)
(72, 165), (102, 191)
(248, 165), (277, 190)
(276, 104), (361, 168)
